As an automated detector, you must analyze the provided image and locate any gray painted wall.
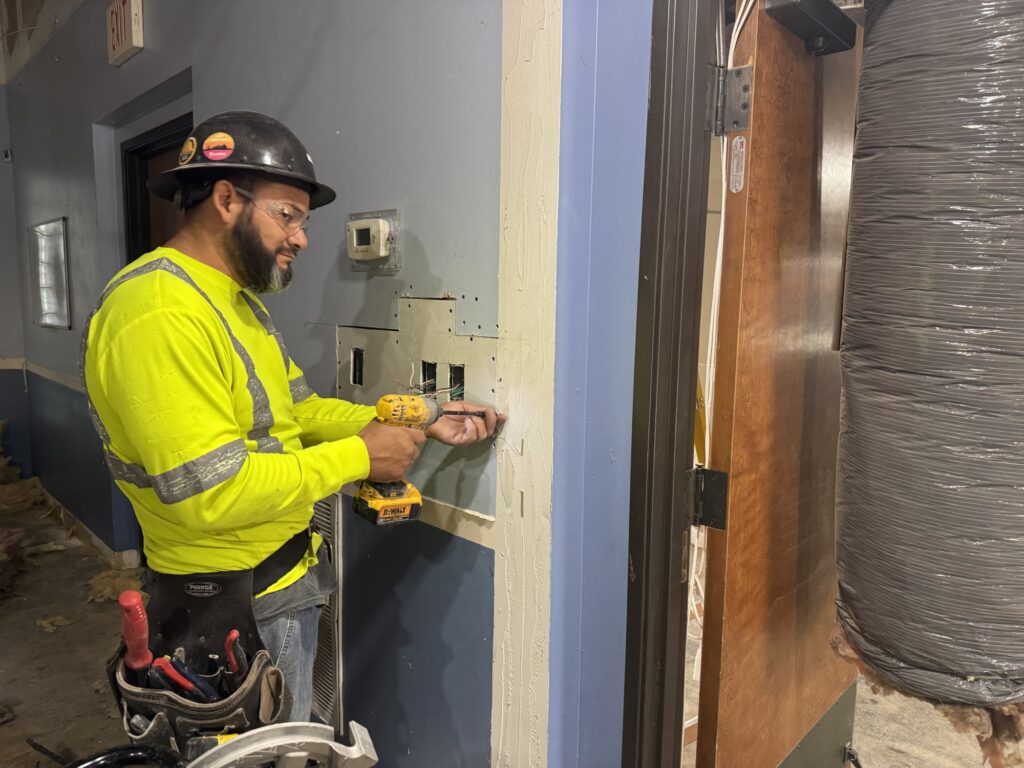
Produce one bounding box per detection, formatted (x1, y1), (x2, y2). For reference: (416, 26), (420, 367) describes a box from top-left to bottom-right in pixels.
(9, 2), (199, 374)
(0, 85), (23, 358)
(10, 0), (500, 394)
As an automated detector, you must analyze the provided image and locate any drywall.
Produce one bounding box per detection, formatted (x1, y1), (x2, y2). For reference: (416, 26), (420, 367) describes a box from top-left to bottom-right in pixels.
(336, 298), (500, 529)
(187, 1), (501, 395)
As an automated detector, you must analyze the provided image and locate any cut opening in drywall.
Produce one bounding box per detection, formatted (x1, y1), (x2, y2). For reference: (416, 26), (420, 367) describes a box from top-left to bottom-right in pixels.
(421, 361), (437, 394)
(449, 364), (465, 400)
(351, 348), (364, 387)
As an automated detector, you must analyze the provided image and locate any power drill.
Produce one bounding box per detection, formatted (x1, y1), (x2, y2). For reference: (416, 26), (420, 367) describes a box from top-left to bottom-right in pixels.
(353, 394), (485, 526)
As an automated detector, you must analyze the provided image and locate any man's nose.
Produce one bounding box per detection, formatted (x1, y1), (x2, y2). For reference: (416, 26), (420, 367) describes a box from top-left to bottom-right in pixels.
(287, 228), (308, 251)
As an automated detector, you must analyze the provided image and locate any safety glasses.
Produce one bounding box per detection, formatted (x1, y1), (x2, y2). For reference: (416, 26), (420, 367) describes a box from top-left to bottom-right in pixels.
(233, 187), (311, 235)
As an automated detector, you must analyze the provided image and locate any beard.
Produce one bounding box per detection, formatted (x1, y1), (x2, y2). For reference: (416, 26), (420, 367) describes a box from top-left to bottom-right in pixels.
(223, 209), (295, 294)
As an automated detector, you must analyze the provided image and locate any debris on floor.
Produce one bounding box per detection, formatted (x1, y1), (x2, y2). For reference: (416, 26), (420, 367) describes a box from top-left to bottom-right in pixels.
(0, 455), (19, 485)
(0, 476), (128, 765)
(23, 521), (85, 557)
(0, 476), (47, 513)
(36, 614), (73, 633)
(0, 526), (24, 592)
(939, 703), (1024, 768)
(87, 568), (142, 603)
(832, 620), (1004, 767)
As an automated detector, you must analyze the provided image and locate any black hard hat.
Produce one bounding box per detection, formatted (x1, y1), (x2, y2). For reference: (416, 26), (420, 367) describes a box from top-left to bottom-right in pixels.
(148, 110), (336, 209)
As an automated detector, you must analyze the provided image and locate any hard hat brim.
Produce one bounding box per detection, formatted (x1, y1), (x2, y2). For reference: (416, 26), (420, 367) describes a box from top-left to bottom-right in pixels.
(148, 162), (337, 210)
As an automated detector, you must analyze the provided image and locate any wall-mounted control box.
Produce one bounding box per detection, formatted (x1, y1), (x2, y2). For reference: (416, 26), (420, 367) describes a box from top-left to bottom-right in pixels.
(347, 208), (400, 272)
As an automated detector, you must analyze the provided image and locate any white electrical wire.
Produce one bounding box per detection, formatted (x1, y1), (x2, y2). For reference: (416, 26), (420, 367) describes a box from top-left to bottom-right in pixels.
(690, 0), (759, 658)
(704, 0), (756, 463)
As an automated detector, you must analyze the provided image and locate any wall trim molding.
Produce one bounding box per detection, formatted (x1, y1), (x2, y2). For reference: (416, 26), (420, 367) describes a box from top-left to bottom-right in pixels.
(1, 357), (87, 394)
(492, 0), (562, 763)
(341, 485), (496, 550)
(418, 497), (496, 551)
(25, 361), (86, 393)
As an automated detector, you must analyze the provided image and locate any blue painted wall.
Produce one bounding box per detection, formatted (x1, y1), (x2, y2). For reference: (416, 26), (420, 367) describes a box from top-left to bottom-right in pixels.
(550, 0), (654, 765)
(343, 510), (494, 768)
(0, 370), (31, 477)
(26, 373), (140, 551)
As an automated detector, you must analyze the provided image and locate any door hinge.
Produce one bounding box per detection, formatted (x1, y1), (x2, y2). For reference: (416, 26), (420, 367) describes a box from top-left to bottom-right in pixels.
(688, 466), (728, 530)
(707, 64), (753, 136)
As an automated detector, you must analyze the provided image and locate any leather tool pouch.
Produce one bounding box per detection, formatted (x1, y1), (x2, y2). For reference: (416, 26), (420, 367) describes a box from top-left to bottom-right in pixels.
(106, 568), (292, 754)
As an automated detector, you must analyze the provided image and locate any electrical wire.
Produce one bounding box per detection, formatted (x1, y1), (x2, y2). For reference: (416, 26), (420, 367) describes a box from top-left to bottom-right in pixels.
(704, 0), (756, 463)
(689, 0), (758, 679)
(1, 24), (56, 40)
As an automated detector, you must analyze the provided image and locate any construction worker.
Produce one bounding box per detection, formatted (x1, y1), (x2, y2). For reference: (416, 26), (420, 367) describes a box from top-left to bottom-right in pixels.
(82, 110), (500, 721)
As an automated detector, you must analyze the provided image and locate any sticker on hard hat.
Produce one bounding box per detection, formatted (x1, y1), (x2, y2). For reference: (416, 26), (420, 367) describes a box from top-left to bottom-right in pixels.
(202, 131), (235, 161)
(178, 137), (197, 165)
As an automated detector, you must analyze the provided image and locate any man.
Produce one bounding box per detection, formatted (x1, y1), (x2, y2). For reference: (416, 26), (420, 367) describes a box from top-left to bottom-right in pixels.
(83, 111), (499, 721)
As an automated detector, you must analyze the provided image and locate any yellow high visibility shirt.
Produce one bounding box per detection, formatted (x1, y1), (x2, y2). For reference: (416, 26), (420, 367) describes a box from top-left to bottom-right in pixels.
(83, 247), (376, 591)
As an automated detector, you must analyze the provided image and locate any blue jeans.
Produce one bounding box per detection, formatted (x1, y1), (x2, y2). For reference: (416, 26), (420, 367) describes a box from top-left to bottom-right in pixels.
(257, 604), (323, 721)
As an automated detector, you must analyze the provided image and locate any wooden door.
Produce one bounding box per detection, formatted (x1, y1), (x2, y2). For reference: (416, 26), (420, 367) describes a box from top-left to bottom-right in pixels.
(122, 112), (192, 262)
(146, 147), (185, 250)
(696, 3), (858, 765)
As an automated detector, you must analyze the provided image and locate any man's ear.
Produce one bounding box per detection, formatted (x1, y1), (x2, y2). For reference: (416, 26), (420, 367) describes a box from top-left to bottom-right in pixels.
(210, 179), (240, 225)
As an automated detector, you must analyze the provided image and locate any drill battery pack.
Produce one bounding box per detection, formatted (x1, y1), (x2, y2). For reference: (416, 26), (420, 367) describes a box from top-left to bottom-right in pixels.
(353, 480), (423, 526)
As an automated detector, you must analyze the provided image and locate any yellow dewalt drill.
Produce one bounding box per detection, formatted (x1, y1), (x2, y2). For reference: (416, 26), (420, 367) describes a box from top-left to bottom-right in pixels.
(353, 394), (485, 526)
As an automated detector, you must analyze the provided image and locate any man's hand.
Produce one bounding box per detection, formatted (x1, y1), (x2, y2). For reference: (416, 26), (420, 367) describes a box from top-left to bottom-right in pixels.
(359, 420), (427, 482)
(425, 402), (504, 447)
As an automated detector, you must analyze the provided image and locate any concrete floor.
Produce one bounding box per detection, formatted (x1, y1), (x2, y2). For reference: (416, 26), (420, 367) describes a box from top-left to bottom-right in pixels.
(0, 478), (994, 767)
(0, 479), (129, 766)
(681, 625), (986, 767)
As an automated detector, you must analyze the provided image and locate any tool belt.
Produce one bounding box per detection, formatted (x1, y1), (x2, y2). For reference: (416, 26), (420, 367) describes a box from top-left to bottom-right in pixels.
(106, 528), (311, 756)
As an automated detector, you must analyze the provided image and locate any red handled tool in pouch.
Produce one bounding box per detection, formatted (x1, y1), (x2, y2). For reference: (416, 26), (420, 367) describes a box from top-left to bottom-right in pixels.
(225, 629), (249, 679)
(118, 590), (153, 686)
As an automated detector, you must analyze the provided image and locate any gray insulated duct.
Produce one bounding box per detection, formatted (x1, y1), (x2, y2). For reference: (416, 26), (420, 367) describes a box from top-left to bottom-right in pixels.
(836, 0), (1024, 706)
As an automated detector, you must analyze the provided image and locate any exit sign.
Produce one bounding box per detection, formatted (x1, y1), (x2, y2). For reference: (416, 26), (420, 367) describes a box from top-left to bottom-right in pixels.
(107, 0), (143, 66)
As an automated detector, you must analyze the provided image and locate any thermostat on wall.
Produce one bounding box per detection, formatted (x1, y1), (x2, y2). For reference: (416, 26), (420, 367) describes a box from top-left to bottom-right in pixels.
(347, 208), (400, 272)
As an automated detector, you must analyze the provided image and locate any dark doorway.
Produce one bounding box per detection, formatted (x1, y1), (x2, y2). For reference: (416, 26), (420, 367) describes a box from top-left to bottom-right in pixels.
(122, 113), (193, 263)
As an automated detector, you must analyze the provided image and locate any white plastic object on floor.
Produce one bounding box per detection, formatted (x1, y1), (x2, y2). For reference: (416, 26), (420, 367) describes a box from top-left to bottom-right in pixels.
(187, 721), (377, 767)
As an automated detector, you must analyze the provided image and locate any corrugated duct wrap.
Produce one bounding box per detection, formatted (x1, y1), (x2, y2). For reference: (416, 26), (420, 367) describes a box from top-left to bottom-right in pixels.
(836, 0), (1024, 706)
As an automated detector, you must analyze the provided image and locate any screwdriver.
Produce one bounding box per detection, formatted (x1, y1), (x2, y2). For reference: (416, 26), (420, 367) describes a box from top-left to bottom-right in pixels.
(118, 590), (153, 686)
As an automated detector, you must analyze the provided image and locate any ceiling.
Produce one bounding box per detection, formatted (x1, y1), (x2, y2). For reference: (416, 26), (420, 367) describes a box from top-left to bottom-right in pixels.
(0, 0), (84, 84)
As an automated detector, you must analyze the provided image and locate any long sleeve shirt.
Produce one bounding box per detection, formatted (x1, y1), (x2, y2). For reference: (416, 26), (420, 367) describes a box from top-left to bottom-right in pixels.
(83, 246), (375, 588)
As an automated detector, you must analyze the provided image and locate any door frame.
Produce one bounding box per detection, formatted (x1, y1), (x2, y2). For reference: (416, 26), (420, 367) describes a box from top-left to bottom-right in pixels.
(620, 0), (714, 765)
(121, 112), (193, 263)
